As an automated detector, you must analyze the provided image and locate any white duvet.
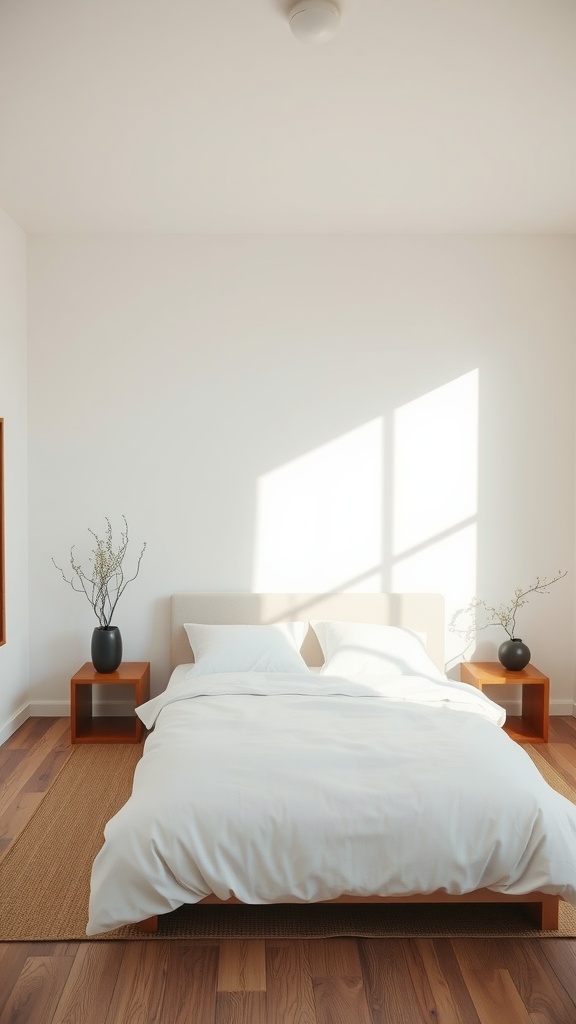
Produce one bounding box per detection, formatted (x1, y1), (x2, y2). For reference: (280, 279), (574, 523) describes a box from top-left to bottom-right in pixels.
(87, 669), (576, 935)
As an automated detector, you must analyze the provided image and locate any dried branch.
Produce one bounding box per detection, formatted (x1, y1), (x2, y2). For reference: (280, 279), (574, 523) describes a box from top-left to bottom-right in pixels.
(52, 516), (146, 628)
(449, 571), (567, 642)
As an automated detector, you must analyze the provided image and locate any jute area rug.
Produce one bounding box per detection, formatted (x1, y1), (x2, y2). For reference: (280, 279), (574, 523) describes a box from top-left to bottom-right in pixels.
(1, 742), (575, 942)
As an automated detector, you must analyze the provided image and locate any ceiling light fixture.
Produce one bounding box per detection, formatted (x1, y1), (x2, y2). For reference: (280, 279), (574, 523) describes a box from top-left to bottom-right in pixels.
(289, 0), (341, 44)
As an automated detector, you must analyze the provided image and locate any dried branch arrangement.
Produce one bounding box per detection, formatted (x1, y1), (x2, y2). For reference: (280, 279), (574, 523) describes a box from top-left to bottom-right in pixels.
(53, 516), (146, 628)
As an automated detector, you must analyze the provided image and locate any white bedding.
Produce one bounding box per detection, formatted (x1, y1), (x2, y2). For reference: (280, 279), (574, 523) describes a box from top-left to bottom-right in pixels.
(87, 669), (576, 935)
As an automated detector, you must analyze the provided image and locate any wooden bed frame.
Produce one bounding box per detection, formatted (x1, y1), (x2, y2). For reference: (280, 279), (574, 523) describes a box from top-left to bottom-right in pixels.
(138, 591), (559, 932)
(138, 890), (559, 933)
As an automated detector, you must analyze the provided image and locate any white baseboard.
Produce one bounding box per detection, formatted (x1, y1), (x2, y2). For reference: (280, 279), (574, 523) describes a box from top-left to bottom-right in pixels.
(498, 699), (575, 717)
(16, 699), (576, 725)
(27, 700), (69, 717)
(28, 699), (136, 718)
(0, 704), (31, 746)
(552, 699), (575, 717)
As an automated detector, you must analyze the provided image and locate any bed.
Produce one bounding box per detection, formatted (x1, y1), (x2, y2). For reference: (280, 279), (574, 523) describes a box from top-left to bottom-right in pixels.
(86, 592), (576, 936)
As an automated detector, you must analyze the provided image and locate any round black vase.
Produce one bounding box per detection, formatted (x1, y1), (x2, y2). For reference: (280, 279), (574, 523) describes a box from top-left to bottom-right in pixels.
(498, 638), (531, 672)
(91, 626), (122, 674)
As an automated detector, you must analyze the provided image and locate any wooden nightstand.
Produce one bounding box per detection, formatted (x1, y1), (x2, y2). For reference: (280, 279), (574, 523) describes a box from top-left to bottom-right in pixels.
(460, 662), (549, 744)
(71, 661), (150, 743)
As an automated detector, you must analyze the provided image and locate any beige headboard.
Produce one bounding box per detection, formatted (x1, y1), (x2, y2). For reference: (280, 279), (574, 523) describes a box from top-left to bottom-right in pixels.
(170, 592), (445, 672)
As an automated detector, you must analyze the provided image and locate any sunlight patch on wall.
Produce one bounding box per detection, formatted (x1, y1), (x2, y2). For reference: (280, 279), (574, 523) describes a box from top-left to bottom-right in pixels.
(392, 370), (478, 556)
(391, 369), (479, 665)
(253, 419), (383, 592)
(253, 370), (479, 669)
(392, 520), (477, 666)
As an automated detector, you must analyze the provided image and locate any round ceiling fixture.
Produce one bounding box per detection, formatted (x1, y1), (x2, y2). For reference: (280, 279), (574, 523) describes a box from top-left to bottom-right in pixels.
(289, 0), (341, 44)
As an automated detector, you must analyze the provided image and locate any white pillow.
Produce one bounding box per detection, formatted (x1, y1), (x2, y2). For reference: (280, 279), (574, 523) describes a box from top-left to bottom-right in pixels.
(183, 622), (310, 675)
(312, 621), (445, 681)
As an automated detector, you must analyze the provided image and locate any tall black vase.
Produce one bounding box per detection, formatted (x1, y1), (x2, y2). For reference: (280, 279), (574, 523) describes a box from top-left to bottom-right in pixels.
(91, 625), (123, 674)
(498, 637), (530, 672)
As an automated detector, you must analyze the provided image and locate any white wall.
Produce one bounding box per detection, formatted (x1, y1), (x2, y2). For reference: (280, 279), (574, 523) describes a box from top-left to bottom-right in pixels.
(26, 235), (576, 713)
(0, 209), (28, 743)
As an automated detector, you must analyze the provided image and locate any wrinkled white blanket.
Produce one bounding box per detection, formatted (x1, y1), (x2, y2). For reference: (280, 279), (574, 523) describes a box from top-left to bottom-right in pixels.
(86, 671), (576, 935)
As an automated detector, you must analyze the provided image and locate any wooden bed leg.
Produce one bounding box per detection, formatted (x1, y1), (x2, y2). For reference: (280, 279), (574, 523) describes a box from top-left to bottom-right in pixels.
(524, 896), (559, 931)
(138, 915), (159, 933)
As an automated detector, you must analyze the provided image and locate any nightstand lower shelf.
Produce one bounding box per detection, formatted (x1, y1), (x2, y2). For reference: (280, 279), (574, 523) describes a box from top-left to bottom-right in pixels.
(501, 716), (546, 744)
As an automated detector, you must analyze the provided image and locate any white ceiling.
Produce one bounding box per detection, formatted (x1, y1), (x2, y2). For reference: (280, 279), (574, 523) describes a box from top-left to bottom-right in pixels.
(1, 0), (575, 233)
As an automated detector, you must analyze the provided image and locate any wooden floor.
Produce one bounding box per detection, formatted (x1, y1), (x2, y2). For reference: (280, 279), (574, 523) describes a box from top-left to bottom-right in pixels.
(1, 717), (576, 1024)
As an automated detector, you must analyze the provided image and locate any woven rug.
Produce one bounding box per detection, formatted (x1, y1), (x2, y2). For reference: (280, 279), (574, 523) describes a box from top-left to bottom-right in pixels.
(1, 742), (575, 942)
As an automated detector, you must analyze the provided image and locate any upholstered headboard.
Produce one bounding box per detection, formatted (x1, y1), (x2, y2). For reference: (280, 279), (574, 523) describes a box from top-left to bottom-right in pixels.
(170, 592), (445, 672)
